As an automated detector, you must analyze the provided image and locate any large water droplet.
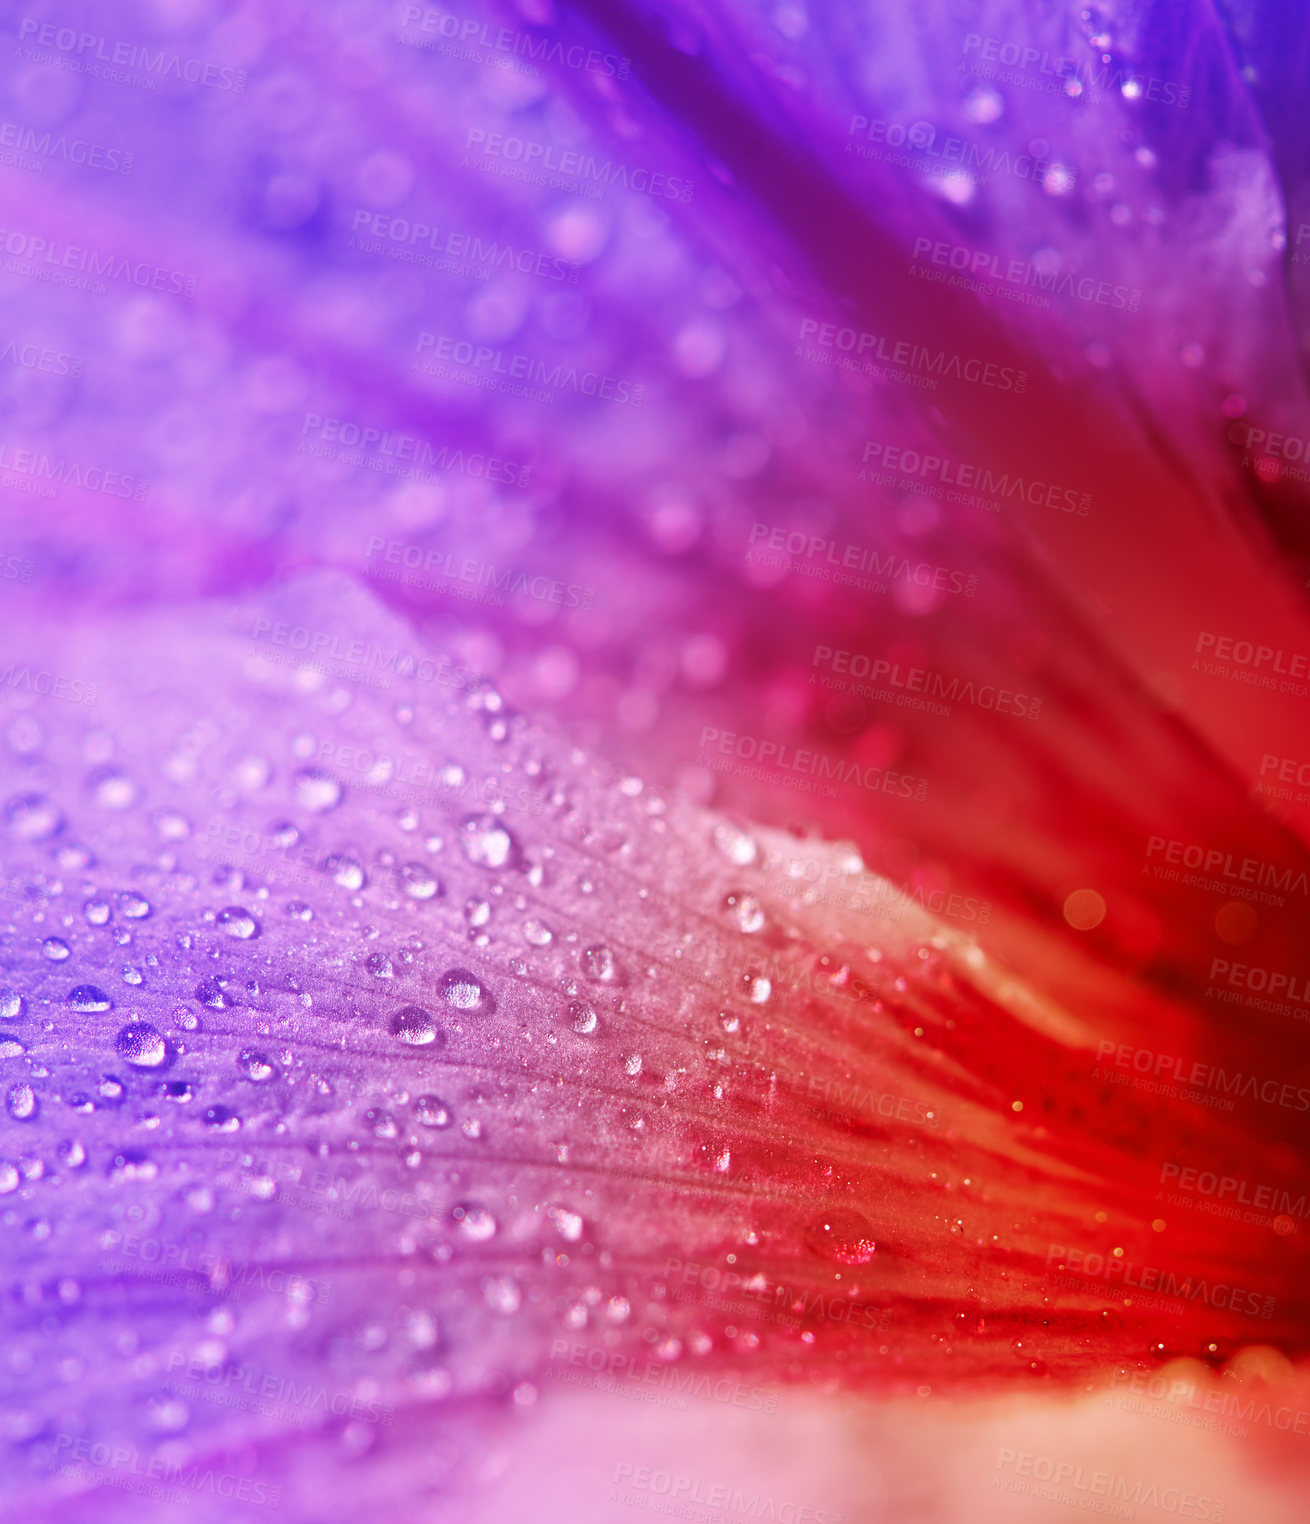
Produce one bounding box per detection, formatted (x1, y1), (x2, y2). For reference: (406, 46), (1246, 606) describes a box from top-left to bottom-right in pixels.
(400, 863), (442, 900)
(581, 945), (618, 982)
(459, 813), (517, 869)
(90, 768), (140, 810)
(67, 985), (112, 1012)
(414, 1095), (451, 1127)
(217, 906), (260, 939)
(568, 1001), (598, 1034)
(6, 1083), (36, 1120)
(439, 969), (493, 1014)
(723, 892), (765, 934)
(84, 900), (111, 926)
(807, 1209), (877, 1264)
(451, 1202), (497, 1241)
(292, 768), (342, 813)
(0, 989), (26, 1021)
(390, 1006), (441, 1046)
(238, 1049), (277, 1082)
(5, 793), (62, 841)
(115, 1022), (167, 1069)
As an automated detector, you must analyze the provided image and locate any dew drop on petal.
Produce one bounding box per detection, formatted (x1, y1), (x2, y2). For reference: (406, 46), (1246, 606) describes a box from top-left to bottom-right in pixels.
(292, 768), (343, 813)
(115, 1023), (167, 1069)
(400, 863), (442, 900)
(217, 906), (260, 939)
(414, 1095), (450, 1128)
(118, 892), (151, 920)
(238, 1049), (277, 1082)
(0, 989), (26, 1021)
(438, 969), (492, 1014)
(451, 1202), (497, 1241)
(581, 945), (617, 982)
(42, 938), (71, 962)
(390, 1006), (440, 1046)
(6, 1083), (37, 1120)
(712, 822), (757, 866)
(0, 1162), (19, 1194)
(568, 1001), (598, 1034)
(67, 985), (112, 1013)
(806, 1209), (877, 1264)
(523, 918), (553, 946)
(5, 793), (62, 842)
(84, 900), (111, 926)
(90, 769), (140, 810)
(459, 813), (517, 869)
(203, 1105), (241, 1132)
(366, 952), (394, 979)
(723, 892), (765, 933)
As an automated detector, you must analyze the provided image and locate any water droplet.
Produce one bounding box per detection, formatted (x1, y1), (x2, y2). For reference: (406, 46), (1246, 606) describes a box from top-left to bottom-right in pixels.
(7, 1083), (36, 1120)
(414, 1095), (450, 1127)
(400, 863), (442, 900)
(42, 937), (71, 962)
(0, 1162), (19, 1194)
(713, 823), (757, 866)
(365, 1108), (398, 1140)
(115, 1022), (167, 1069)
(568, 1000), (598, 1034)
(451, 1202), (497, 1241)
(581, 945), (618, 982)
(624, 1054), (642, 1077)
(217, 906), (259, 939)
(723, 892), (765, 934)
(439, 969), (493, 1014)
(459, 813), (517, 869)
(269, 821), (300, 848)
(0, 1038), (24, 1058)
(523, 918), (553, 946)
(64, 985), (114, 1016)
(194, 978), (233, 1009)
(329, 855), (366, 892)
(58, 1139), (86, 1167)
(292, 768), (342, 813)
(366, 952), (394, 979)
(203, 1105), (240, 1132)
(547, 1205), (584, 1242)
(118, 891), (151, 920)
(154, 811), (191, 842)
(740, 970), (771, 1004)
(5, 793), (62, 841)
(483, 1274), (521, 1314)
(90, 768), (140, 810)
(390, 1006), (441, 1046)
(238, 1049), (277, 1082)
(0, 989), (26, 1021)
(807, 1209), (877, 1264)
(464, 898), (491, 928)
(84, 900), (111, 926)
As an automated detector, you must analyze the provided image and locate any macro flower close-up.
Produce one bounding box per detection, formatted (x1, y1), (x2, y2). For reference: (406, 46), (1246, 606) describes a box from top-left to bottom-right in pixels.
(4, 0), (1310, 1520)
